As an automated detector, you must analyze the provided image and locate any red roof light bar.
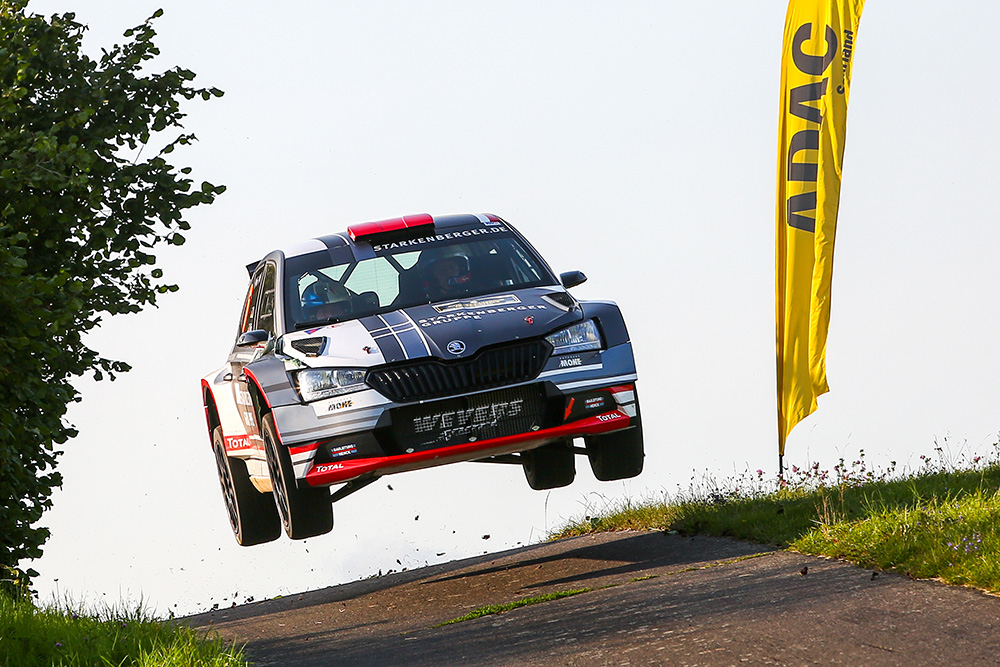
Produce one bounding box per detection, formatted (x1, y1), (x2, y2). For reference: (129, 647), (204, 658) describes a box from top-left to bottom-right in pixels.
(348, 213), (434, 242)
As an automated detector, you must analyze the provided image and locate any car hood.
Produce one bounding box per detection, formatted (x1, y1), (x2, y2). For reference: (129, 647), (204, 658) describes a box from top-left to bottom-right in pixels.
(284, 287), (580, 365)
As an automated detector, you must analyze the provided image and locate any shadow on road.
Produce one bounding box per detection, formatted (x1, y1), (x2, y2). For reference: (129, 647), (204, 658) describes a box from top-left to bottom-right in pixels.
(420, 531), (772, 590)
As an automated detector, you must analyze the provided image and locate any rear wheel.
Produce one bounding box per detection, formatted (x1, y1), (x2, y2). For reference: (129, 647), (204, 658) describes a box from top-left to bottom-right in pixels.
(522, 441), (576, 490)
(261, 413), (334, 539)
(213, 427), (281, 546)
(585, 426), (644, 481)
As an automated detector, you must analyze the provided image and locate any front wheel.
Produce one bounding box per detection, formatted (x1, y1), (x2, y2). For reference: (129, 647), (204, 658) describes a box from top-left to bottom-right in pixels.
(585, 425), (644, 481)
(522, 440), (576, 490)
(213, 427), (281, 546)
(261, 413), (334, 539)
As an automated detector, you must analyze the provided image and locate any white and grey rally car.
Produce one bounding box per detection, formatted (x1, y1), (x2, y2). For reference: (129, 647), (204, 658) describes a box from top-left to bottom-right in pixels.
(201, 213), (643, 545)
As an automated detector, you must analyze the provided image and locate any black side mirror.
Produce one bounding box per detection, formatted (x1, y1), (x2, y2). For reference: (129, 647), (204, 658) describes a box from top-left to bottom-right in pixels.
(236, 329), (269, 347)
(560, 270), (587, 289)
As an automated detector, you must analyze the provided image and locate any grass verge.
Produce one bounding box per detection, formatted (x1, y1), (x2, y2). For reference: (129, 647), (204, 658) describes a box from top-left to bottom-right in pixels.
(0, 592), (247, 667)
(552, 448), (1000, 592)
(435, 588), (591, 626)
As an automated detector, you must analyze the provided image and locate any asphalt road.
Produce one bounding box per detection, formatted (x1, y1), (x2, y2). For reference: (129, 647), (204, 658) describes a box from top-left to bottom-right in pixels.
(186, 531), (1000, 665)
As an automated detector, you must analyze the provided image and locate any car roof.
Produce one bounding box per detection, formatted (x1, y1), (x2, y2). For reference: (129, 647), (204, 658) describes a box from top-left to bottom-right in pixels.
(246, 213), (506, 276)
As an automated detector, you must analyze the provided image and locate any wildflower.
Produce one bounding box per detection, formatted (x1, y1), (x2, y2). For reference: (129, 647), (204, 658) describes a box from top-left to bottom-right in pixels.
(55, 642), (63, 647)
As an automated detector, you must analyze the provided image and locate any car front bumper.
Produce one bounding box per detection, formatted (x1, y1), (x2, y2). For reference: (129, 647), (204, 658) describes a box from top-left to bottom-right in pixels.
(297, 381), (639, 487)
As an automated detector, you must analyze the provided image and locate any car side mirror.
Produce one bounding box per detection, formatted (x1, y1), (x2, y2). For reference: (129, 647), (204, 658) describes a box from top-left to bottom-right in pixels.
(236, 329), (269, 347)
(560, 270), (587, 289)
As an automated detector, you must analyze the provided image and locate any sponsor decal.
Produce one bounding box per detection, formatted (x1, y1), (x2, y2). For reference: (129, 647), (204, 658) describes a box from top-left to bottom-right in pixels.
(363, 346), (376, 354)
(417, 303), (548, 327)
(235, 388), (253, 407)
(224, 435), (252, 451)
(327, 399), (354, 412)
(585, 396), (606, 410)
(596, 412), (624, 423)
(559, 356), (583, 368)
(371, 226), (509, 252)
(330, 443), (358, 458)
(446, 340), (466, 355)
(315, 463), (345, 473)
(433, 294), (520, 314)
(412, 399), (524, 441)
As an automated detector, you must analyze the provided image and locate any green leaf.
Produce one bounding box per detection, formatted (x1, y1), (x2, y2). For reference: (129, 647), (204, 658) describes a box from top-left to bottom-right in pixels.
(0, 3), (220, 578)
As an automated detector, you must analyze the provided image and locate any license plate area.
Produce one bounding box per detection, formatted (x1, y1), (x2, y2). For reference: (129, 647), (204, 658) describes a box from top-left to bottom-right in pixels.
(389, 385), (547, 452)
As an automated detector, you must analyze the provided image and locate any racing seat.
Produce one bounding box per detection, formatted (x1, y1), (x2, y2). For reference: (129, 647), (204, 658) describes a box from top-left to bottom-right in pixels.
(394, 266), (428, 306)
(351, 291), (380, 318)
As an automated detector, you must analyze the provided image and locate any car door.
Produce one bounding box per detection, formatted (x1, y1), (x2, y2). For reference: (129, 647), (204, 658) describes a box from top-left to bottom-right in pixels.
(229, 261), (277, 443)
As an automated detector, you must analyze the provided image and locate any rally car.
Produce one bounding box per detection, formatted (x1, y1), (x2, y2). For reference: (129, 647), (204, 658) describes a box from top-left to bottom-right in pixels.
(201, 213), (642, 545)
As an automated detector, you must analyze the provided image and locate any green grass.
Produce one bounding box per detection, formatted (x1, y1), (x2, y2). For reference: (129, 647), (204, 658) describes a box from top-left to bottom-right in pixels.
(552, 450), (1000, 592)
(435, 588), (591, 626)
(0, 593), (247, 667)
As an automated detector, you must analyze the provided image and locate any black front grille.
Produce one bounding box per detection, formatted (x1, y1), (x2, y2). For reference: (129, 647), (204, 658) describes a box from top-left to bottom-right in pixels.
(366, 340), (551, 403)
(390, 384), (548, 451)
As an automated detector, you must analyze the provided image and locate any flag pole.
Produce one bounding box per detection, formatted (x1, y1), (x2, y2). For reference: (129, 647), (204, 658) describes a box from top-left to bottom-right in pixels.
(774, 0), (865, 484)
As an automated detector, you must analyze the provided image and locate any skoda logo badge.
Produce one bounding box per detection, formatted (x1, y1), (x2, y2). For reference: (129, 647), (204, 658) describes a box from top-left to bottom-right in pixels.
(446, 340), (466, 355)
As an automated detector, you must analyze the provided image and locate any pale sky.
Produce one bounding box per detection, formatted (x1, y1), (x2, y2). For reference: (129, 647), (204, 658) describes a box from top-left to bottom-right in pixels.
(22, 0), (1000, 616)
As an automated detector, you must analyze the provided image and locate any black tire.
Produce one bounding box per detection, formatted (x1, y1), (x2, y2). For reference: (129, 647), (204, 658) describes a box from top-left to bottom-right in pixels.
(213, 427), (281, 546)
(585, 426), (644, 481)
(261, 413), (334, 539)
(522, 441), (576, 490)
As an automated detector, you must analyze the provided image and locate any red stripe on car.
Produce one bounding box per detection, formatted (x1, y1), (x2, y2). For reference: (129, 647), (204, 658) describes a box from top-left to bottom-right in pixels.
(304, 411), (632, 487)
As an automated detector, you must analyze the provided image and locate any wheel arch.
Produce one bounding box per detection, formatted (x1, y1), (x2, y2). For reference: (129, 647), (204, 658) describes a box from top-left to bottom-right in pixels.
(242, 368), (274, 427)
(202, 380), (222, 446)
(579, 301), (631, 347)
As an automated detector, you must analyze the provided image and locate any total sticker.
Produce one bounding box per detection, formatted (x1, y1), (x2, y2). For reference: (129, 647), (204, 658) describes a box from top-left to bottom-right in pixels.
(224, 435), (252, 451)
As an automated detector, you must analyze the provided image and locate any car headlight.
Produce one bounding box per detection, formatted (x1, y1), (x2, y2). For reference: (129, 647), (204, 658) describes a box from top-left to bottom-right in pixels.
(296, 368), (368, 402)
(545, 320), (602, 355)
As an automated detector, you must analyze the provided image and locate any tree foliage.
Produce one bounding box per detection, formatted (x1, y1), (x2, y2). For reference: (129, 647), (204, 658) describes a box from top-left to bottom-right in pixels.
(0, 0), (224, 582)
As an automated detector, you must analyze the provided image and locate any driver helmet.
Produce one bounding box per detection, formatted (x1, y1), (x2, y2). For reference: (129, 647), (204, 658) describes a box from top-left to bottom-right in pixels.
(301, 281), (352, 321)
(427, 253), (472, 290)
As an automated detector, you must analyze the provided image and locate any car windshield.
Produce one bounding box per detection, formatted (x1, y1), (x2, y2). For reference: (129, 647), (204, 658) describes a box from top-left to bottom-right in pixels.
(283, 229), (558, 331)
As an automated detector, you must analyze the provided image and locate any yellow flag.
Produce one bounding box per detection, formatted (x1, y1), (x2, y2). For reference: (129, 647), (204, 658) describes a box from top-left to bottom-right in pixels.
(776, 0), (864, 456)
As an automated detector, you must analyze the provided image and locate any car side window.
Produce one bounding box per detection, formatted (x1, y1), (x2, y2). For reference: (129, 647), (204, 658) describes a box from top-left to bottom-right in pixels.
(256, 262), (277, 335)
(239, 267), (265, 336)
